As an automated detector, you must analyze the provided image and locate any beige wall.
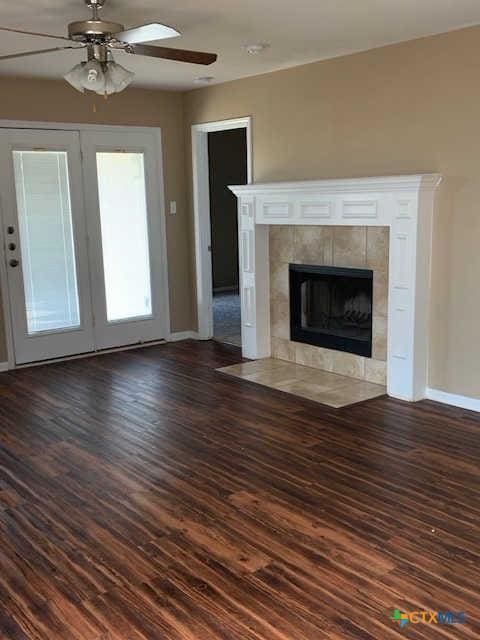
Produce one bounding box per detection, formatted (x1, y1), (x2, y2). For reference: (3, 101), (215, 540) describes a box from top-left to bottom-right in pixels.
(2, 25), (480, 398)
(184, 25), (480, 399)
(0, 75), (194, 362)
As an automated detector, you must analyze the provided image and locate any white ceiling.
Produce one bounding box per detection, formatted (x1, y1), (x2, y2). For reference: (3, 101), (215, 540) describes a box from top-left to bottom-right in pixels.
(0, 0), (480, 91)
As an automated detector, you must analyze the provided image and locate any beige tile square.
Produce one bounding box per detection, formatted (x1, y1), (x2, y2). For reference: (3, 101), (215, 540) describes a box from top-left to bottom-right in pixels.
(367, 227), (389, 270)
(332, 351), (365, 380)
(294, 226), (333, 265)
(294, 343), (335, 372)
(333, 227), (367, 268)
(269, 261), (289, 303)
(271, 297), (290, 339)
(270, 262), (290, 340)
(309, 346), (335, 372)
(372, 315), (388, 361)
(273, 379), (336, 404)
(217, 359), (285, 377)
(271, 337), (296, 363)
(365, 359), (387, 385)
(314, 380), (385, 408)
(296, 367), (348, 389)
(243, 369), (299, 386)
(269, 226), (295, 264)
(373, 270), (389, 317)
(294, 342), (317, 367)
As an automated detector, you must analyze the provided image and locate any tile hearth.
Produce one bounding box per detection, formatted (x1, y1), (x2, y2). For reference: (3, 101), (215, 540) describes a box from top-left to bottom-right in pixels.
(217, 358), (386, 408)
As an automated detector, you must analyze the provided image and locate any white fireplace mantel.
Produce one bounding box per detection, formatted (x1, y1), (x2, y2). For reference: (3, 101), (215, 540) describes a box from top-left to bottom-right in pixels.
(229, 174), (442, 402)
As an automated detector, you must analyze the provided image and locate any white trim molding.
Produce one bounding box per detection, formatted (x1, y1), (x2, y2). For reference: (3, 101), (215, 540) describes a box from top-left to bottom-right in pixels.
(167, 331), (200, 342)
(229, 174), (442, 402)
(0, 361), (9, 372)
(191, 117), (252, 340)
(426, 388), (480, 412)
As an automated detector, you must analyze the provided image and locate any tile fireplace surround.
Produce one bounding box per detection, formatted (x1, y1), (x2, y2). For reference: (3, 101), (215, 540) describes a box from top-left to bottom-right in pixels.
(269, 226), (388, 386)
(229, 175), (442, 402)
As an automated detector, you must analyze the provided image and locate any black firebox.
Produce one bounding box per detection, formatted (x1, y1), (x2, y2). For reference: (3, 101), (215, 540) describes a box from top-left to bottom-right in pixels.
(289, 264), (373, 357)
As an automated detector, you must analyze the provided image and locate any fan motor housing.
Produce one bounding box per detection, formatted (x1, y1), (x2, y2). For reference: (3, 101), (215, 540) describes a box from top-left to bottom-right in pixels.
(68, 19), (124, 41)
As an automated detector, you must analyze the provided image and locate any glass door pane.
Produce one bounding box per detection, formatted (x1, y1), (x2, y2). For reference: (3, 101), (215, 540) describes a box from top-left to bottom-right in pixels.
(13, 150), (81, 334)
(95, 152), (152, 322)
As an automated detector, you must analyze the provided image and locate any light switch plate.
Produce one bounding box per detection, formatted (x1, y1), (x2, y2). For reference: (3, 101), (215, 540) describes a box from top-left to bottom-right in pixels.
(169, 201), (177, 215)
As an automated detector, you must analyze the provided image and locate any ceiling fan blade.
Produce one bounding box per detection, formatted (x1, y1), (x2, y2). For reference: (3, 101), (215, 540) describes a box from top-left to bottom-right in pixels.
(115, 22), (180, 45)
(0, 46), (83, 61)
(126, 44), (217, 65)
(0, 26), (72, 42)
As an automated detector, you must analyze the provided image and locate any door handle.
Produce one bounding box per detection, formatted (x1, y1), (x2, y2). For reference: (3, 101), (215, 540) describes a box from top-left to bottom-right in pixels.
(9, 259), (19, 268)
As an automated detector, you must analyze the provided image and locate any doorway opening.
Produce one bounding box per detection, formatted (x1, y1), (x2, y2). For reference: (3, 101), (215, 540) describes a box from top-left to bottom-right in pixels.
(191, 117), (252, 348)
(208, 128), (247, 347)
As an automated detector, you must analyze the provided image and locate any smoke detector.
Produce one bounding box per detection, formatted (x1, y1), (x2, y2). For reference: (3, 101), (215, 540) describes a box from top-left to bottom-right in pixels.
(243, 43), (270, 55)
(195, 76), (214, 84)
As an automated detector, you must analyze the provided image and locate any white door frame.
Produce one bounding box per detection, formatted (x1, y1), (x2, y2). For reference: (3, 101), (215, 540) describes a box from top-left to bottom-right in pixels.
(0, 120), (170, 370)
(191, 117), (252, 340)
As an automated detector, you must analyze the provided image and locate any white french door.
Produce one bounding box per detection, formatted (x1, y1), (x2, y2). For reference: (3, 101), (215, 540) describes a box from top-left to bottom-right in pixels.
(80, 131), (167, 350)
(0, 127), (167, 365)
(0, 130), (95, 364)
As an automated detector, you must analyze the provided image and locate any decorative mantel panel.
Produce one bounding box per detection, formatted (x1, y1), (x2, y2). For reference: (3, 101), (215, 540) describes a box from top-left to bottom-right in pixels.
(229, 175), (442, 402)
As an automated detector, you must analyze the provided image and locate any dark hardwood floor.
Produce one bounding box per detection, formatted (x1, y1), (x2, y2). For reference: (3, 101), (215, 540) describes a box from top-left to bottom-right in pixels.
(0, 340), (479, 639)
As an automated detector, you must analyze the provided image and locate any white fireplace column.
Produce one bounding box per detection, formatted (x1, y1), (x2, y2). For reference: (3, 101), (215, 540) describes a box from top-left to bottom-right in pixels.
(229, 175), (442, 402)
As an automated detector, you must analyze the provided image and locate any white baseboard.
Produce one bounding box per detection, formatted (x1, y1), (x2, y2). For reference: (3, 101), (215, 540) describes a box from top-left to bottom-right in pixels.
(0, 335), (203, 372)
(426, 387), (480, 412)
(167, 331), (200, 342)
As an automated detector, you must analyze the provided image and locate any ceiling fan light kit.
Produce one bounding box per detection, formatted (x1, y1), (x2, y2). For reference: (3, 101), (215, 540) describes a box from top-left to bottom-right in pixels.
(64, 43), (135, 95)
(0, 0), (217, 96)
(64, 58), (134, 95)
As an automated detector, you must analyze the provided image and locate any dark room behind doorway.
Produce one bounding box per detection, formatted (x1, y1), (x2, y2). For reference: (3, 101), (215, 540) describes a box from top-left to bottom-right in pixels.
(208, 128), (247, 347)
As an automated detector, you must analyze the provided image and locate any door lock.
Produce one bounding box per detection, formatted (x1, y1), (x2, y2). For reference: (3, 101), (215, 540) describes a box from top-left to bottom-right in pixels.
(9, 259), (19, 268)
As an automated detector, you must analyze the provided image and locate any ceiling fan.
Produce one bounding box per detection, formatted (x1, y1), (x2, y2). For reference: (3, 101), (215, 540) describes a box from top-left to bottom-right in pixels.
(0, 0), (217, 95)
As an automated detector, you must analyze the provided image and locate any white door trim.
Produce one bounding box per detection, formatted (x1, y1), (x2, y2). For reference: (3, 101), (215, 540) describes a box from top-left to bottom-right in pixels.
(0, 120), (170, 369)
(0, 120), (160, 135)
(191, 116), (252, 339)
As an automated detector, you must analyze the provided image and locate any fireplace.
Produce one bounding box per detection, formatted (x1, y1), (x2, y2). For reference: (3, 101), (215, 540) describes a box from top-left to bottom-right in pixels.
(289, 264), (373, 357)
(230, 175), (442, 400)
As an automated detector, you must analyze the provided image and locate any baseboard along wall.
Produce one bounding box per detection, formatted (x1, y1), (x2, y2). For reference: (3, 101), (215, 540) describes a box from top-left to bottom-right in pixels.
(426, 387), (480, 413)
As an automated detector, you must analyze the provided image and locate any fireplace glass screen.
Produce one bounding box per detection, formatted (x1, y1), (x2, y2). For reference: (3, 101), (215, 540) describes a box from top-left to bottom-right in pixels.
(290, 264), (373, 357)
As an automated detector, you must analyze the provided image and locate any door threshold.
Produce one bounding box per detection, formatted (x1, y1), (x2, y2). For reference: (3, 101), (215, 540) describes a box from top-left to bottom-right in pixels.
(14, 339), (167, 370)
